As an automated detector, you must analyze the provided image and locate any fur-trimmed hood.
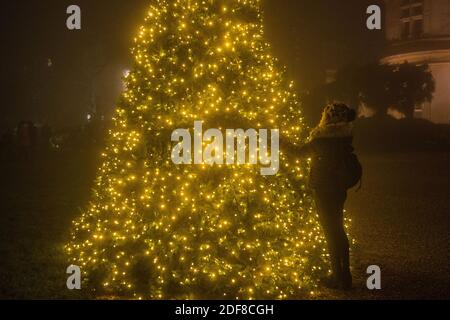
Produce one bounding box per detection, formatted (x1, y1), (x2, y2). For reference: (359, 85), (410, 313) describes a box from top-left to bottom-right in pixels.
(308, 122), (354, 141)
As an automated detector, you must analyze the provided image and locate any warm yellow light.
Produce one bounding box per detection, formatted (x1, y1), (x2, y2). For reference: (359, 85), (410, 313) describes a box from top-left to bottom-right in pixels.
(66, 0), (337, 300)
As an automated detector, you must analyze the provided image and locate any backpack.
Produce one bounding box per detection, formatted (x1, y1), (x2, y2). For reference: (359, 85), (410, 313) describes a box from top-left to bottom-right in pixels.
(339, 152), (363, 190)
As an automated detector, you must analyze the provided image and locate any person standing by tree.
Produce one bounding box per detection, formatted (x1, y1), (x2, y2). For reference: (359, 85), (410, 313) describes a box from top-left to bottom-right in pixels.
(283, 103), (362, 290)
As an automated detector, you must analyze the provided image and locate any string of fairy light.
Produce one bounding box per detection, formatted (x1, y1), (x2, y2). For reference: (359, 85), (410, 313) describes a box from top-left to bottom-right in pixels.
(66, 0), (344, 299)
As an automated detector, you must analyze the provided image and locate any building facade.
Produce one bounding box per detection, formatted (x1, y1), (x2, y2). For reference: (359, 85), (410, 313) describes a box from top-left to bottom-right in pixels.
(382, 0), (450, 123)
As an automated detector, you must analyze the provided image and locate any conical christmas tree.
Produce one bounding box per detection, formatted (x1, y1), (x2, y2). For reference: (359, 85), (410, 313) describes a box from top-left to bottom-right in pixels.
(67, 0), (330, 299)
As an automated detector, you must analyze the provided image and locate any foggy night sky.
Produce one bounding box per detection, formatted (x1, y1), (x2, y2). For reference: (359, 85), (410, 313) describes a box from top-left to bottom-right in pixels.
(0, 0), (384, 130)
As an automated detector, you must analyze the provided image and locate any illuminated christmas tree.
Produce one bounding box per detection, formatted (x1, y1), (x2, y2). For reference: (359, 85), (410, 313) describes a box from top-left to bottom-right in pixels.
(67, 0), (330, 299)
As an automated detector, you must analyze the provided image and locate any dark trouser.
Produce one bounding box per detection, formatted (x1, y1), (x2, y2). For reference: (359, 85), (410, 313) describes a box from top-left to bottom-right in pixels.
(314, 188), (351, 284)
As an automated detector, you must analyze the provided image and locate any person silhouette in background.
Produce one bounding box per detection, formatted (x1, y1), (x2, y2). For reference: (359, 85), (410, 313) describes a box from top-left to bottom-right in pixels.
(283, 103), (362, 290)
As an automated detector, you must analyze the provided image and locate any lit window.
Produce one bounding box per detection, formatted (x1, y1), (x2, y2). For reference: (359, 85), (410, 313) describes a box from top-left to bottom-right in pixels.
(399, 0), (424, 39)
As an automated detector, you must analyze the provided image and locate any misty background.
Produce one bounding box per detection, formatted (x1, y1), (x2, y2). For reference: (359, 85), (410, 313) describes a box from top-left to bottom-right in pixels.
(0, 0), (384, 129)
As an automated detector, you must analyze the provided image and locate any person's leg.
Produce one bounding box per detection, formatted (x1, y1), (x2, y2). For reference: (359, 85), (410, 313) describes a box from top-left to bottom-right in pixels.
(314, 189), (343, 285)
(335, 190), (352, 289)
(315, 189), (352, 289)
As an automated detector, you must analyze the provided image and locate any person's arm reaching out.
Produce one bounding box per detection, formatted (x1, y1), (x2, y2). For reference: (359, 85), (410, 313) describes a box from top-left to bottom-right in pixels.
(280, 138), (314, 160)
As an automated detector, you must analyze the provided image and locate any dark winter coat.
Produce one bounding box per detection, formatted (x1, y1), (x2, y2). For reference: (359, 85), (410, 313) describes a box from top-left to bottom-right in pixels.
(282, 122), (355, 191)
(297, 136), (354, 190)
